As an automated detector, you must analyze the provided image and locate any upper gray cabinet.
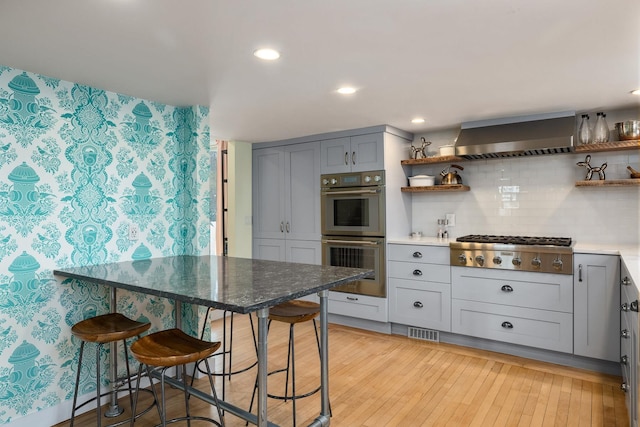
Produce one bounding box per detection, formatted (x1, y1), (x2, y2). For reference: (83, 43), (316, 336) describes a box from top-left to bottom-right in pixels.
(252, 142), (321, 241)
(320, 133), (384, 174)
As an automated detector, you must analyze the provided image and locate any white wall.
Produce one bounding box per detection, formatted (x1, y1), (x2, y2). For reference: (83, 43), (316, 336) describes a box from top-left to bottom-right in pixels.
(227, 141), (253, 257)
(409, 108), (640, 246)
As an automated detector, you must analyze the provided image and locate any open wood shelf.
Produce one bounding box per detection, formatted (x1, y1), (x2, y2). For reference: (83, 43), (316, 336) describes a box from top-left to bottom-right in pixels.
(401, 184), (470, 193)
(401, 155), (466, 166)
(574, 139), (640, 153)
(575, 179), (640, 187)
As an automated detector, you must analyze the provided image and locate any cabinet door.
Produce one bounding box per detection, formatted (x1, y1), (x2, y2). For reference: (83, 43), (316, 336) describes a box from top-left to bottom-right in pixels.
(574, 254), (620, 361)
(253, 148), (286, 239)
(253, 238), (286, 261)
(389, 278), (451, 331)
(285, 142), (320, 240)
(351, 133), (384, 172)
(286, 239), (321, 265)
(320, 137), (351, 174)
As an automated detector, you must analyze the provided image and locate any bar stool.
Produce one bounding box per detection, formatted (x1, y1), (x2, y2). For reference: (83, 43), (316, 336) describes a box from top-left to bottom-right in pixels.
(191, 309), (258, 399)
(130, 328), (225, 427)
(249, 300), (324, 427)
(70, 313), (152, 427)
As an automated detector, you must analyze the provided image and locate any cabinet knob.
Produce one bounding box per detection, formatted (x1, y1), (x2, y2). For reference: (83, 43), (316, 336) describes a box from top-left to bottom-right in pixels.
(621, 355), (628, 365)
(412, 269), (423, 276)
(622, 276), (631, 286)
(501, 285), (514, 292)
(501, 321), (514, 329)
(412, 251), (422, 258)
(632, 300), (639, 312)
(621, 329), (630, 339)
(413, 301), (423, 308)
(621, 303), (629, 312)
(621, 382), (630, 392)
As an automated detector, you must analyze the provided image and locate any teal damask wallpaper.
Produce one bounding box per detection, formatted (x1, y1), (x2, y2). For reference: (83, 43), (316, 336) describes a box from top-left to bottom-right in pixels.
(0, 66), (211, 423)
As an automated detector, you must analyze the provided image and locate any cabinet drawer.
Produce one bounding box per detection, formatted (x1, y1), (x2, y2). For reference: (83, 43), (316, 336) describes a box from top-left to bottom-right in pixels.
(328, 291), (388, 322)
(388, 244), (449, 264)
(389, 278), (451, 331)
(388, 261), (450, 284)
(452, 299), (573, 353)
(452, 267), (572, 313)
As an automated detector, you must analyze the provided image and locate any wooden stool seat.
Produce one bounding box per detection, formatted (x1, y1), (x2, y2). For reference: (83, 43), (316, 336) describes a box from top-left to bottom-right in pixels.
(69, 313), (152, 427)
(71, 313), (151, 344)
(130, 328), (221, 368)
(269, 300), (320, 324)
(130, 329), (225, 426)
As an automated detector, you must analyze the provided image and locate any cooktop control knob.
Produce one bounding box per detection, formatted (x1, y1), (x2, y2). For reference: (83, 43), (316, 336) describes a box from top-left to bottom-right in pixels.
(552, 258), (563, 271)
(330, 178), (338, 185)
(512, 257), (522, 267)
(492, 256), (502, 265)
(457, 254), (467, 265)
(475, 255), (485, 266)
(531, 257), (542, 269)
(374, 175), (382, 182)
(364, 175), (372, 183)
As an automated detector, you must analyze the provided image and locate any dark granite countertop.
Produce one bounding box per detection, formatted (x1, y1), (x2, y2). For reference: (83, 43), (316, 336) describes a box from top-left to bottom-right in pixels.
(54, 255), (373, 313)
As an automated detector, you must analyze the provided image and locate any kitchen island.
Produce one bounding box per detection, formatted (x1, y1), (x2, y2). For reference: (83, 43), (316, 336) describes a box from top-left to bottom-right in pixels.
(54, 255), (372, 427)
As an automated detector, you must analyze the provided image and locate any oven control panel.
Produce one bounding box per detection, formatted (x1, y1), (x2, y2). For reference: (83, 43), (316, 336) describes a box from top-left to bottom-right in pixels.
(321, 170), (385, 188)
(451, 248), (573, 275)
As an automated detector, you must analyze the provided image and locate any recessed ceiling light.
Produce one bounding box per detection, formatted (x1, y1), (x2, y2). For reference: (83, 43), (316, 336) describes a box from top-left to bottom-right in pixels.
(253, 48), (280, 60)
(411, 118), (425, 124)
(337, 87), (357, 95)
(631, 89), (640, 95)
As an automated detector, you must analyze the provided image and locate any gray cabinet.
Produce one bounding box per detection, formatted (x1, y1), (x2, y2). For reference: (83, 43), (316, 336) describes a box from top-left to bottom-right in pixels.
(253, 142), (320, 241)
(388, 244), (451, 331)
(573, 254), (620, 362)
(451, 267), (573, 353)
(621, 259), (638, 427)
(320, 133), (384, 174)
(252, 142), (321, 264)
(253, 238), (321, 264)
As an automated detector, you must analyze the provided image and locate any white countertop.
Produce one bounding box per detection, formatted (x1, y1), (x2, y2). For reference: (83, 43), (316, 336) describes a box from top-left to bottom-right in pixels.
(387, 236), (450, 246)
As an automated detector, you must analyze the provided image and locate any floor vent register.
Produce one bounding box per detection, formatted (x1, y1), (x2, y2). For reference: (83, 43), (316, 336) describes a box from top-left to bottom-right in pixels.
(407, 327), (439, 342)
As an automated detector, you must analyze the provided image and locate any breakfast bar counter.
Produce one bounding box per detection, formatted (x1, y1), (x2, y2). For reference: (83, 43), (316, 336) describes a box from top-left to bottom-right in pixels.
(54, 255), (372, 427)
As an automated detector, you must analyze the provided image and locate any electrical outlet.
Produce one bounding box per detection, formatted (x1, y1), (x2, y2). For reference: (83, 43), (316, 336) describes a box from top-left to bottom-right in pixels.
(446, 213), (456, 227)
(128, 224), (139, 241)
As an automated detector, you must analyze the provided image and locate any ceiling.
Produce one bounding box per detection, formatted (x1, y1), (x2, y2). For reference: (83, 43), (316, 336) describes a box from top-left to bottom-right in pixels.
(1, 0), (639, 143)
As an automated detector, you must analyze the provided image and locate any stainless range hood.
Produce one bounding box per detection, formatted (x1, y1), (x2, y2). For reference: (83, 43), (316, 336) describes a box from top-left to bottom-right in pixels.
(455, 112), (576, 159)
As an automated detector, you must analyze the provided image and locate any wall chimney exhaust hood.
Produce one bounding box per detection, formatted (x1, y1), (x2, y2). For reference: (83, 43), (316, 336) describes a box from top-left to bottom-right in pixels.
(455, 112), (576, 159)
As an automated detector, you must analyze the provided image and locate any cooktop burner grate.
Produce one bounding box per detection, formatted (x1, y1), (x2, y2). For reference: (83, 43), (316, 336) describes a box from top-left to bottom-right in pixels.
(456, 235), (572, 247)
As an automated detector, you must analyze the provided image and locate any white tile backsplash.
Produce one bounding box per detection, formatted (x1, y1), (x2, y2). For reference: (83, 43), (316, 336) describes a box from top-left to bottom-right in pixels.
(410, 153), (640, 245)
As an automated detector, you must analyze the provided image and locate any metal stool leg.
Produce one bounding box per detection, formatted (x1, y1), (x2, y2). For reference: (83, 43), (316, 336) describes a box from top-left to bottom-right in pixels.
(70, 341), (85, 427)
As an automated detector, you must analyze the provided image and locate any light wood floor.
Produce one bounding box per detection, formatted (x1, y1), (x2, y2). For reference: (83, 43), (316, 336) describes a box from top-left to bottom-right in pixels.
(58, 315), (629, 427)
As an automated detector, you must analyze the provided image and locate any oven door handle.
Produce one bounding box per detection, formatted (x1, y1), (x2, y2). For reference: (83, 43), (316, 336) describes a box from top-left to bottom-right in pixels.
(321, 189), (380, 196)
(322, 239), (380, 246)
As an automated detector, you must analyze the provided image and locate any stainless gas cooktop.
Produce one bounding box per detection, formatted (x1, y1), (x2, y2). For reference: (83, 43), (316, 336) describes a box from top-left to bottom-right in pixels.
(450, 235), (574, 274)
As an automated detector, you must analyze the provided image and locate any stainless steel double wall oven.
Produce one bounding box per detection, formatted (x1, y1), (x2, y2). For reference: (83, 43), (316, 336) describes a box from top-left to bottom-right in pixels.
(321, 170), (386, 297)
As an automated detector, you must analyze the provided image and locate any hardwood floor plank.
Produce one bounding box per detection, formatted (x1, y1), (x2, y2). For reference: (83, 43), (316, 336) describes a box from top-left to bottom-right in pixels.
(56, 322), (629, 427)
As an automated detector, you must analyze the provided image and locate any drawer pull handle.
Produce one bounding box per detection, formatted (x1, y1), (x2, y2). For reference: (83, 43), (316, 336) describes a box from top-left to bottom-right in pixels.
(412, 251), (422, 258)
(413, 301), (423, 308)
(501, 321), (513, 329)
(346, 296), (359, 301)
(622, 276), (631, 286)
(413, 269), (423, 276)
(622, 303), (629, 312)
(501, 285), (513, 292)
(621, 329), (630, 339)
(632, 300), (639, 312)
(621, 355), (629, 365)
(621, 382), (630, 392)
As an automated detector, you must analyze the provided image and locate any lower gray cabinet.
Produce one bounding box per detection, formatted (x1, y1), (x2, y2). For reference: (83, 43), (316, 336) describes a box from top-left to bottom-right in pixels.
(388, 244), (451, 331)
(621, 259), (638, 427)
(573, 253), (620, 362)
